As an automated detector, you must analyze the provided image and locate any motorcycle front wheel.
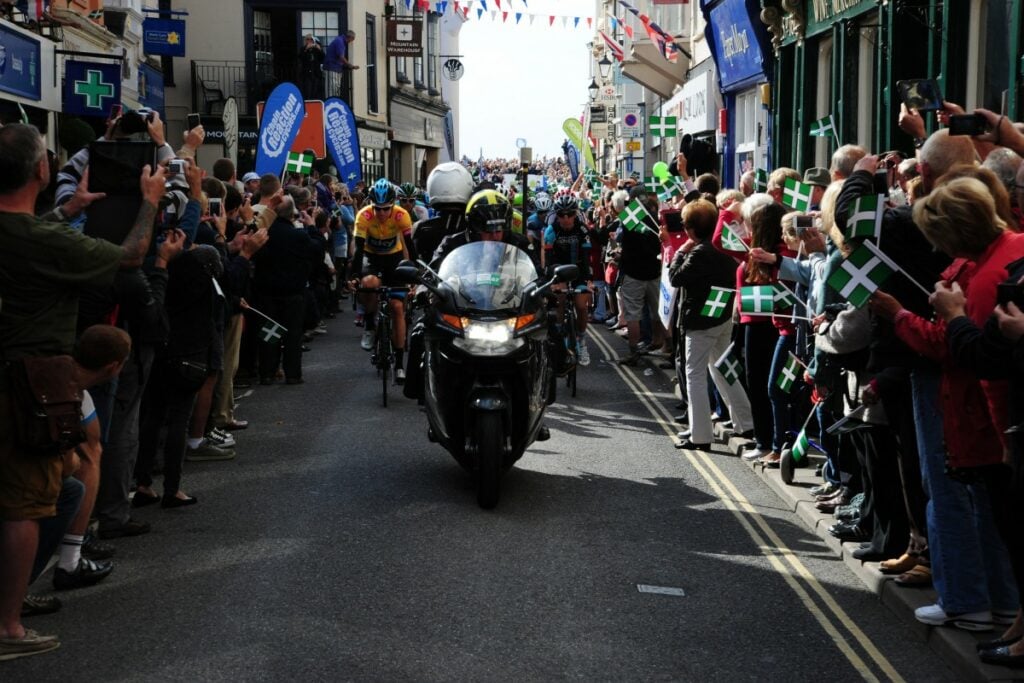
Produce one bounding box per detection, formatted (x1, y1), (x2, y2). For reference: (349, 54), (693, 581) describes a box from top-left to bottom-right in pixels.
(475, 412), (503, 509)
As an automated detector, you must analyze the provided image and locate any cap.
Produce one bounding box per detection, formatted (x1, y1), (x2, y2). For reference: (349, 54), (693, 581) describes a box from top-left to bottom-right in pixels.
(242, 172), (260, 184)
(628, 185), (648, 200)
(803, 167), (830, 187)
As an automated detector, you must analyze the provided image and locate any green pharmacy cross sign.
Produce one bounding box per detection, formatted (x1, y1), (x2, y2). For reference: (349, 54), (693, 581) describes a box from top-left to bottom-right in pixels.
(75, 70), (115, 110)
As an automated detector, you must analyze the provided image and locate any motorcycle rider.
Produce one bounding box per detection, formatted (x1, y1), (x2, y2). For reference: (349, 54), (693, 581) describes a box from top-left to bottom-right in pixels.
(411, 163), (476, 259)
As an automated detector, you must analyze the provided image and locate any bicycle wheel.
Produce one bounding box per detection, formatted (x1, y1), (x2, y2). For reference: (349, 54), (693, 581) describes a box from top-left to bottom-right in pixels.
(377, 309), (391, 407)
(564, 306), (578, 398)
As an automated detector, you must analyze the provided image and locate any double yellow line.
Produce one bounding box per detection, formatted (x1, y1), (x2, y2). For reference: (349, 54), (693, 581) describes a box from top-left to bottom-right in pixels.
(587, 331), (904, 683)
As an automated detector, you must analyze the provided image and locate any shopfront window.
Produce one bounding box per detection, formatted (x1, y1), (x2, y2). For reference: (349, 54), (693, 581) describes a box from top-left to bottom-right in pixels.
(856, 22), (876, 151)
(427, 14), (438, 92)
(366, 13), (378, 113)
(814, 37), (833, 167)
(362, 146), (384, 182)
(300, 11), (339, 50)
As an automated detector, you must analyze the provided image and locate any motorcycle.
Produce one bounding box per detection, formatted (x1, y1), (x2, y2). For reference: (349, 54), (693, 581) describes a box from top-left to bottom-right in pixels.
(396, 241), (578, 508)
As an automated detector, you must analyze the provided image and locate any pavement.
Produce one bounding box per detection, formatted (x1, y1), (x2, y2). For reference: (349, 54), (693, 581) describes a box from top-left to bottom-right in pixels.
(612, 320), (1024, 683)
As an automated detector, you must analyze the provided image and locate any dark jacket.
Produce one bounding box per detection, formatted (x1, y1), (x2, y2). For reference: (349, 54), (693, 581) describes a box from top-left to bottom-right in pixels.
(617, 216), (662, 281)
(252, 217), (322, 297)
(835, 170), (952, 372)
(668, 241), (736, 331)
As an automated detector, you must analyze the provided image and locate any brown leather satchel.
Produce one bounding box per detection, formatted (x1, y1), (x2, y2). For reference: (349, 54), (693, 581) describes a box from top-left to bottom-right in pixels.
(9, 355), (85, 456)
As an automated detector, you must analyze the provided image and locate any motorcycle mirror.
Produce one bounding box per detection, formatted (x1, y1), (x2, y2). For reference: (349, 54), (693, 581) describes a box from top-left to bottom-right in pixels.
(394, 265), (422, 285)
(553, 265), (580, 283)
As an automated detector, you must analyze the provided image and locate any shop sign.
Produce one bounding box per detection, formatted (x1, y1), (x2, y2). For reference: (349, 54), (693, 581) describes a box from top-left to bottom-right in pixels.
(386, 18), (422, 56)
(806, 0), (876, 35)
(708, 0), (765, 90)
(625, 139), (642, 152)
(678, 71), (716, 135)
(358, 128), (387, 150)
(0, 22), (41, 101)
(64, 60), (120, 117)
(142, 18), (187, 58)
(137, 62), (164, 118)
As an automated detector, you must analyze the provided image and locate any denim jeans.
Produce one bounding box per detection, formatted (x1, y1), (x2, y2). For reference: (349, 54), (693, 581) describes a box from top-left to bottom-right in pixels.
(767, 334), (797, 452)
(911, 369), (1019, 613)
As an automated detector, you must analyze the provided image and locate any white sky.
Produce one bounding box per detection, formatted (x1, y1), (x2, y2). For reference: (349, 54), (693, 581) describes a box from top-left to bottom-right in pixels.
(457, 0), (593, 161)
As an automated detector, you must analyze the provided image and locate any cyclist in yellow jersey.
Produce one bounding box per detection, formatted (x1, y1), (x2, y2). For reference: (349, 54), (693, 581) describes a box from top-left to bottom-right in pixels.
(348, 178), (417, 383)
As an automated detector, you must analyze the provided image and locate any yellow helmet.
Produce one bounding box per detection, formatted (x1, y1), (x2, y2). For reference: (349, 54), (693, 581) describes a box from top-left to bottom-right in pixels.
(465, 189), (512, 234)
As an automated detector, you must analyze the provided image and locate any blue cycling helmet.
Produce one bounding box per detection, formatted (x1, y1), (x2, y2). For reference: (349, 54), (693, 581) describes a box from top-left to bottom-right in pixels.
(368, 178), (397, 207)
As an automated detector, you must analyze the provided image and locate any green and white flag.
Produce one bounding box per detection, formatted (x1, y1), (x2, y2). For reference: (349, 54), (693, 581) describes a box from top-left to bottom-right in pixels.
(772, 283), (797, 309)
(701, 287), (734, 318)
(782, 177), (814, 211)
(663, 176), (687, 198)
(826, 240), (897, 308)
(713, 343), (743, 386)
(791, 428), (810, 462)
(648, 115), (678, 137)
(776, 352), (802, 393)
(720, 221), (748, 252)
(260, 321), (286, 343)
(592, 188), (603, 202)
(619, 199), (655, 234)
(284, 151), (314, 175)
(809, 114), (837, 140)
(847, 194), (884, 241)
(644, 176), (661, 193)
(754, 168), (769, 193)
(739, 285), (775, 314)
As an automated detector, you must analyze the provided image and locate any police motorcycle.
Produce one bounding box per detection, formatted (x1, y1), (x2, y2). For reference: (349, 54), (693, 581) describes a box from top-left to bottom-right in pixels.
(395, 192), (578, 509)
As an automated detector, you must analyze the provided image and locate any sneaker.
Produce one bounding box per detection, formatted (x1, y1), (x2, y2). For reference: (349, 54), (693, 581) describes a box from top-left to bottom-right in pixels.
(205, 428), (236, 448)
(395, 368), (406, 385)
(314, 323), (328, 335)
(360, 330), (375, 351)
(577, 340), (591, 366)
(605, 318), (620, 329)
(742, 447), (770, 461)
(0, 629), (60, 661)
(97, 519), (150, 539)
(914, 603), (993, 632)
(617, 352), (641, 367)
(81, 531), (115, 561)
(21, 594), (61, 617)
(993, 610), (1019, 625)
(810, 481), (840, 497)
(185, 441), (236, 462)
(354, 313), (364, 327)
(53, 557), (113, 591)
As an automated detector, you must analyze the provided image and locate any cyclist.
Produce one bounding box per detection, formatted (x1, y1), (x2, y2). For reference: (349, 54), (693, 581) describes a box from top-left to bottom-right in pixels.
(397, 182), (430, 224)
(544, 194), (593, 366)
(348, 178), (416, 383)
(411, 162), (476, 260)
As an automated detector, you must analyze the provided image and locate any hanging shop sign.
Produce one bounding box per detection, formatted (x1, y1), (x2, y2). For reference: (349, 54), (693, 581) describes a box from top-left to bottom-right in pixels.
(137, 62), (164, 118)
(707, 0), (766, 91)
(0, 21), (42, 101)
(678, 70), (717, 135)
(142, 18), (187, 58)
(442, 58), (464, 80)
(63, 60), (121, 117)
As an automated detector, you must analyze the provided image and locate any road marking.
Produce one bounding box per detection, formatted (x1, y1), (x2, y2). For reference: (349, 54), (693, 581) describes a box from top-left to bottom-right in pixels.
(637, 584), (686, 597)
(589, 330), (904, 683)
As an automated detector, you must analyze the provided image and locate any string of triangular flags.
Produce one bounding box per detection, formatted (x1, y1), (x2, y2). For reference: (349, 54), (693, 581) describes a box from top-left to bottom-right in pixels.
(404, 0), (596, 27)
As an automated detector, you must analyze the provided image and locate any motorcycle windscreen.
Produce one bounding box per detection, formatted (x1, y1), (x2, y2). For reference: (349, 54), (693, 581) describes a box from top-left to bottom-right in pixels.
(437, 241), (538, 312)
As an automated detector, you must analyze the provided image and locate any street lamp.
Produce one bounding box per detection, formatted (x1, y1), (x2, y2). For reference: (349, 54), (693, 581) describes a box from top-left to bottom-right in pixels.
(588, 78), (599, 102)
(598, 54), (613, 81)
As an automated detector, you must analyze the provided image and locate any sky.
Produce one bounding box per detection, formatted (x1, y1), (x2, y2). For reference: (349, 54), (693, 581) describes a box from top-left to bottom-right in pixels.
(457, 0), (593, 161)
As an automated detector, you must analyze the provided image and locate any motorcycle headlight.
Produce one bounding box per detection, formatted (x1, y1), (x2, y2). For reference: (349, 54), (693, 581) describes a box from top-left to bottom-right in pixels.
(453, 319), (524, 356)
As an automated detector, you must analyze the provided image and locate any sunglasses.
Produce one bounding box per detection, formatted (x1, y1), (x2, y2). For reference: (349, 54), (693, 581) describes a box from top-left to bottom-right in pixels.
(399, 197), (416, 202)
(374, 204), (394, 211)
(556, 211), (575, 217)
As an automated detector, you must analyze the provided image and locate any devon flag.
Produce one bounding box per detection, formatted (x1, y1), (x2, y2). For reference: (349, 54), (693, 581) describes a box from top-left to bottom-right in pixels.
(827, 240), (898, 308)
(714, 343), (743, 386)
(648, 115), (677, 138)
(782, 178), (814, 212)
(847, 194), (885, 240)
(739, 285), (775, 314)
(776, 352), (802, 393)
(809, 114), (837, 141)
(260, 321), (286, 343)
(772, 283), (797, 309)
(644, 176), (661, 193)
(791, 428), (811, 462)
(701, 287), (733, 318)
(619, 199), (657, 236)
(720, 222), (748, 252)
(285, 151), (314, 175)
(754, 168), (769, 193)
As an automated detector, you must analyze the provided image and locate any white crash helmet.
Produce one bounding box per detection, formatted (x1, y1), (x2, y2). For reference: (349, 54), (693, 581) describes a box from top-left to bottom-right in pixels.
(533, 192), (552, 212)
(426, 162), (475, 207)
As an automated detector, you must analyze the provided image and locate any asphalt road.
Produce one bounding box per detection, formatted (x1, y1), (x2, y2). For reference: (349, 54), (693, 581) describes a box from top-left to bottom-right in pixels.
(7, 312), (956, 682)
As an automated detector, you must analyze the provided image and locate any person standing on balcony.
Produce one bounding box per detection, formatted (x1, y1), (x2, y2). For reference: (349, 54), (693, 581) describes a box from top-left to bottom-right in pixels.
(324, 30), (358, 101)
(298, 34), (324, 100)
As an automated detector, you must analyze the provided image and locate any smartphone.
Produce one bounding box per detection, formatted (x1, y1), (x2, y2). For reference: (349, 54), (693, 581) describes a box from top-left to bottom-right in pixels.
(997, 281), (1024, 308)
(109, 103), (123, 120)
(186, 113), (201, 131)
(896, 79), (944, 112)
(795, 214), (815, 233)
(167, 159), (186, 176)
(948, 114), (989, 136)
(208, 198), (222, 215)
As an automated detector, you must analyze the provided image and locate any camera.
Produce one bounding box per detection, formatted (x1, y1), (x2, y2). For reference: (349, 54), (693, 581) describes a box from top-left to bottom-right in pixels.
(117, 110), (155, 136)
(167, 159), (186, 176)
(794, 214), (815, 234)
(948, 114), (989, 137)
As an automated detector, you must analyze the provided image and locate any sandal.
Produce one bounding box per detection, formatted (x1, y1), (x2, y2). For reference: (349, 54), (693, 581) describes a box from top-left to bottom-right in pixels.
(894, 564), (932, 587)
(879, 552), (920, 575)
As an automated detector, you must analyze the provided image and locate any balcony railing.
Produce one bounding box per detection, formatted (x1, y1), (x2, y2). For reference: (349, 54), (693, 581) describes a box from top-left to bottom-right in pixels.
(191, 59), (354, 118)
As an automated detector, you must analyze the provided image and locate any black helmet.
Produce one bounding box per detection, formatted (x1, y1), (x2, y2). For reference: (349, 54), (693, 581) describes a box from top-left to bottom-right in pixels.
(552, 195), (578, 215)
(464, 189), (511, 236)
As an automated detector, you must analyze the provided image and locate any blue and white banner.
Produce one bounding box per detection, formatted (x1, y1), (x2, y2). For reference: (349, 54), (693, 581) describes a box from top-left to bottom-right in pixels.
(142, 18), (187, 58)
(324, 97), (362, 191)
(137, 62), (164, 118)
(0, 21), (42, 101)
(255, 82), (305, 178)
(442, 110), (455, 162)
(563, 141), (580, 181)
(63, 60), (120, 117)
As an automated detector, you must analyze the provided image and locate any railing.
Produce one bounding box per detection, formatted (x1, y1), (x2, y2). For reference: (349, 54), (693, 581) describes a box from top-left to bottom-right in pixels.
(191, 59), (354, 118)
